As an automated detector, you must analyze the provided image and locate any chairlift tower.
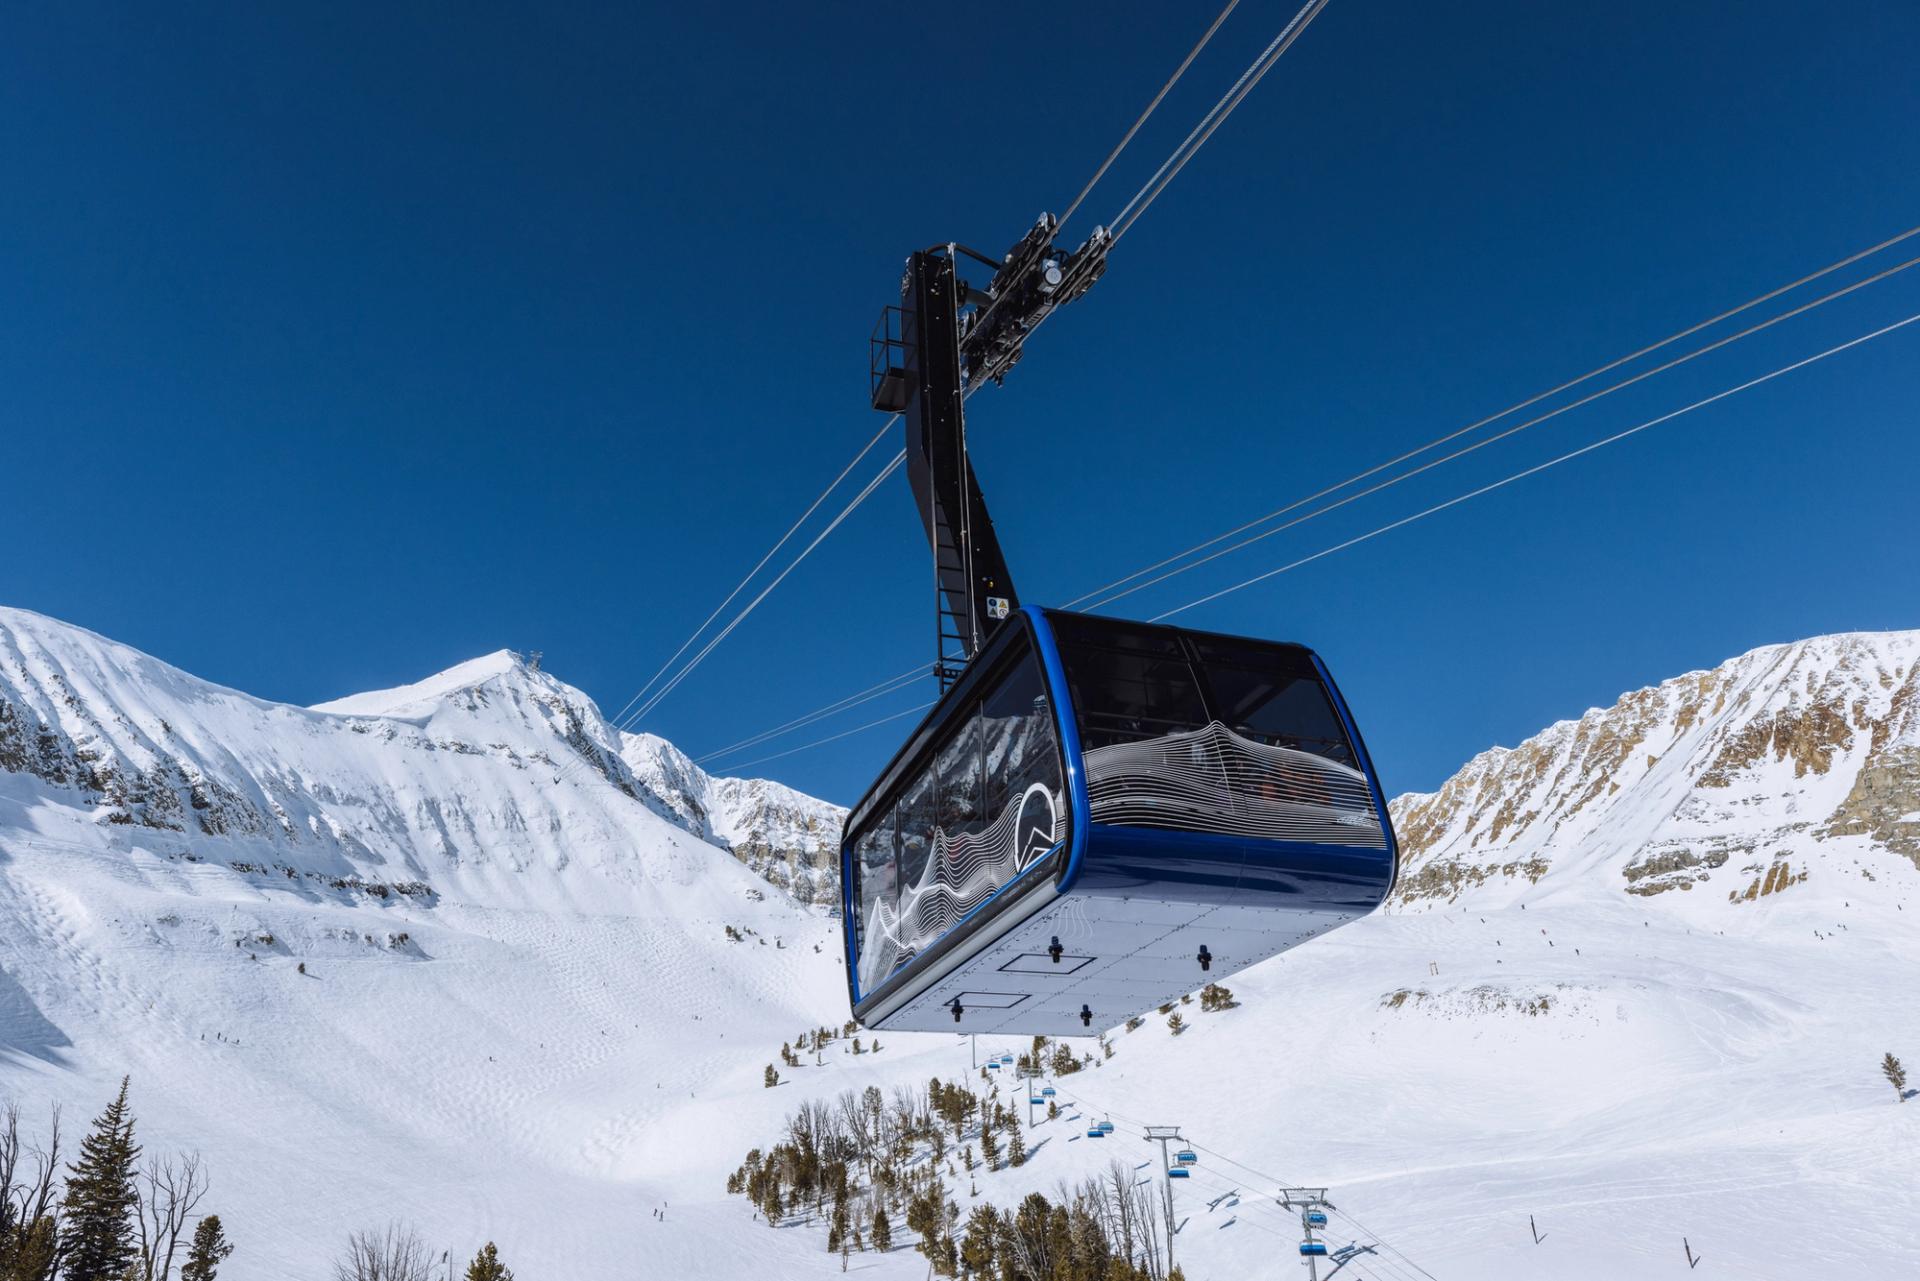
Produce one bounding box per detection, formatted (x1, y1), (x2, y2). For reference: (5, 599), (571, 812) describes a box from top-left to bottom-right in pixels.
(1280, 1188), (1333, 1281)
(1143, 1126), (1188, 1276)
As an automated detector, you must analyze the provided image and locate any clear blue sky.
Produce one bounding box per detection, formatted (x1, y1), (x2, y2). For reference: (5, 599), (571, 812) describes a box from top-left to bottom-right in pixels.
(4, 2), (1917, 807)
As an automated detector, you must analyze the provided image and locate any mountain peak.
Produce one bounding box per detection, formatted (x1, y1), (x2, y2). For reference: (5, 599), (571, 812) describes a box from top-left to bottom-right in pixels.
(310, 649), (534, 719)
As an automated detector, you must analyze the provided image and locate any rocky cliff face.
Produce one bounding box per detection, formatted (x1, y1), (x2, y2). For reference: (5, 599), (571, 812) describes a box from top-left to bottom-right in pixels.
(1388, 630), (1920, 908)
(620, 733), (844, 907)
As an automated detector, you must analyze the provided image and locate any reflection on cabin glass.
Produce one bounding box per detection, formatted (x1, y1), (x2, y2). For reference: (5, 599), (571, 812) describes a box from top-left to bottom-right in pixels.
(851, 646), (1066, 995)
(1049, 613), (1385, 848)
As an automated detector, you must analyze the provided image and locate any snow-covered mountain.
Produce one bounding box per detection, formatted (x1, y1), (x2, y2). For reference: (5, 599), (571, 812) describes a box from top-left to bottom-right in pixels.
(2, 609), (1916, 1281)
(1390, 630), (1920, 906)
(0, 605), (840, 908)
(620, 733), (844, 908)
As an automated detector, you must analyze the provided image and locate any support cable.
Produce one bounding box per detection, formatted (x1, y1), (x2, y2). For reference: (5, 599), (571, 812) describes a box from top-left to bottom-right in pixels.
(1059, 0), (1245, 230)
(720, 700), (936, 773)
(694, 663), (926, 766)
(606, 413), (899, 727)
(1066, 223), (1920, 609)
(624, 451), (905, 727)
(1086, 249), (1920, 612)
(1152, 308), (1920, 621)
(1107, 0), (1333, 246)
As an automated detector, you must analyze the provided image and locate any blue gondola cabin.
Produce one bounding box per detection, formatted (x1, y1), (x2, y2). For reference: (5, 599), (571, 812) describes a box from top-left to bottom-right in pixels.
(841, 607), (1397, 1035)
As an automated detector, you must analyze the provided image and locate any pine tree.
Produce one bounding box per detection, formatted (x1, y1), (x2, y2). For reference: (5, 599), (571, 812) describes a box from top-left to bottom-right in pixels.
(1886, 1052), (1909, 1101)
(59, 1077), (141, 1281)
(464, 1241), (513, 1281)
(764, 1064), (780, 1089)
(1006, 1113), (1025, 1168)
(1166, 1012), (1185, 1035)
(871, 1208), (892, 1253)
(979, 1123), (999, 1171)
(2, 1215), (60, 1281)
(179, 1215), (235, 1281)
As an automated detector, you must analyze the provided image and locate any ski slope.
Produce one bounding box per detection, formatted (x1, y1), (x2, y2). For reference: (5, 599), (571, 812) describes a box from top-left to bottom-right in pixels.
(3, 607), (1918, 1279)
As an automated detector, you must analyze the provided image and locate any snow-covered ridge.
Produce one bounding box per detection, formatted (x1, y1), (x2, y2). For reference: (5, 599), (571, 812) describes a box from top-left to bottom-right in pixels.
(620, 732), (845, 907)
(0, 605), (840, 906)
(1389, 629), (1920, 907)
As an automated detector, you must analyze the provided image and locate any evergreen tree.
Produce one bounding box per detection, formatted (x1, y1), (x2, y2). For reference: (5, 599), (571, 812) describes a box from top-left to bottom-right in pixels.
(59, 1078), (141, 1281)
(870, 1208), (892, 1253)
(764, 1064), (780, 1089)
(979, 1123), (999, 1171)
(1005, 1114), (1025, 1168)
(1166, 1012), (1185, 1035)
(2, 1215), (60, 1281)
(959, 1205), (998, 1276)
(826, 1204), (848, 1253)
(179, 1215), (234, 1281)
(1199, 982), (1236, 1012)
(464, 1241), (513, 1281)
(1886, 1052), (1909, 1101)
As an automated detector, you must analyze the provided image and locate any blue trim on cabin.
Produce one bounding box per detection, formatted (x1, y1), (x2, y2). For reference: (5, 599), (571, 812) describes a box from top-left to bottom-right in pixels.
(1025, 606), (1093, 895)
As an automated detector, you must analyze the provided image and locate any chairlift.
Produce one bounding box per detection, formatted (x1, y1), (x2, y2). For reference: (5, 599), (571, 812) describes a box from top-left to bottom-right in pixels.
(1097, 1120), (1115, 1133)
(1175, 1150), (1197, 1166)
(1304, 1211), (1328, 1228)
(1299, 1243), (1328, 1258)
(1167, 1168), (1190, 1179)
(1041, 1087), (1056, 1098)
(1087, 1127), (1106, 1139)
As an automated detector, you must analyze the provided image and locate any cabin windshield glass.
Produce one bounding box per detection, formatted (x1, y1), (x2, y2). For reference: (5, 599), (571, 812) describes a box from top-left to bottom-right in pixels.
(1049, 613), (1386, 848)
(849, 640), (1068, 998)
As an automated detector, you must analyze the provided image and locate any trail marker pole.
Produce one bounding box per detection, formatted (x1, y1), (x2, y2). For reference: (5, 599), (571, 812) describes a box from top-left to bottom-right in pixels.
(1685, 1237), (1702, 1269)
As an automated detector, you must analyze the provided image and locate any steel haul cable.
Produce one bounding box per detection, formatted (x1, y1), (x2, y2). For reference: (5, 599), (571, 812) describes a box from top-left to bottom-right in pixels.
(1153, 308), (1920, 620)
(1107, 0), (1334, 246)
(605, 412), (899, 728)
(1066, 223), (1920, 609)
(1087, 249), (1920, 611)
(1058, 0), (1244, 230)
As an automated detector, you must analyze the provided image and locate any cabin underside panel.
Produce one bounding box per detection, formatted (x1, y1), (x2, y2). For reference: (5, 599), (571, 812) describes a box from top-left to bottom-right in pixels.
(868, 891), (1364, 1036)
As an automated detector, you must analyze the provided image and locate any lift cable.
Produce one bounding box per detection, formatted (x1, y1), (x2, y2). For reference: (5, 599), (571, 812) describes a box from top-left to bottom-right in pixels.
(718, 700), (936, 773)
(693, 663), (927, 765)
(622, 450), (905, 728)
(1065, 221), (1920, 610)
(1083, 246), (1920, 612)
(686, 235), (1919, 765)
(1151, 307), (1920, 621)
(604, 412), (900, 729)
(1052, 1086), (1442, 1281)
(1107, 0), (1333, 246)
(1058, 0), (1244, 230)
